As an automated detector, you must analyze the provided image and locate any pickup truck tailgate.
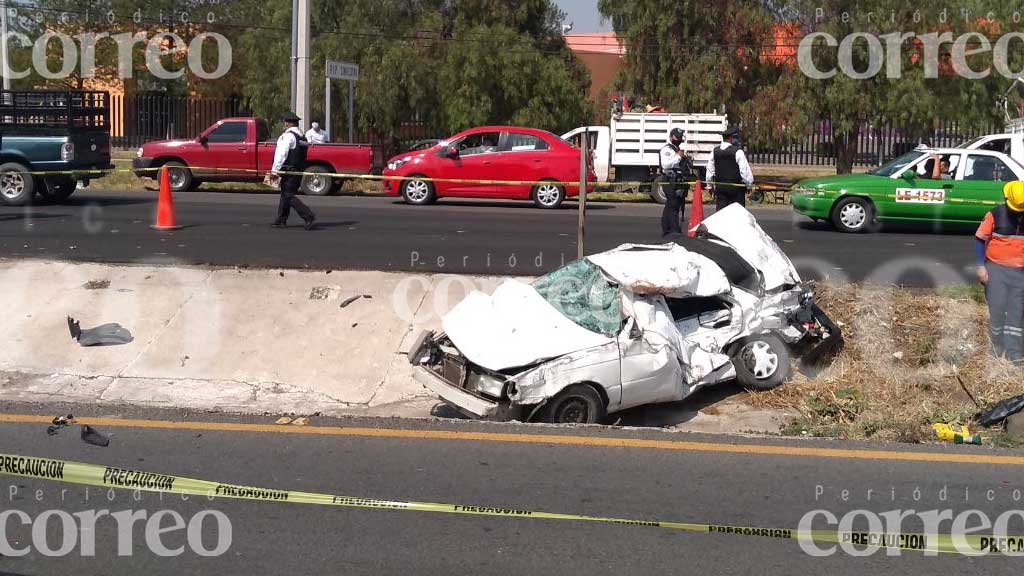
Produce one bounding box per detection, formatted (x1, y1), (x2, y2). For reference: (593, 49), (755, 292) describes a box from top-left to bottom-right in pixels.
(70, 130), (112, 169)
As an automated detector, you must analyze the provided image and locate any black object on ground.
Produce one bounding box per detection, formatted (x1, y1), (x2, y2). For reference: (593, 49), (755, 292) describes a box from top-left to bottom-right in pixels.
(47, 414), (76, 435)
(80, 424), (110, 447)
(976, 394), (1024, 428)
(68, 316), (133, 346)
(340, 294), (372, 308)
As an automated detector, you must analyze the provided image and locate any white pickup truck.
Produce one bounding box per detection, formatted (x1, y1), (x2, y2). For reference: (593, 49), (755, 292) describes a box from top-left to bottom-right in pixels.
(960, 120), (1024, 163)
(562, 111), (728, 203)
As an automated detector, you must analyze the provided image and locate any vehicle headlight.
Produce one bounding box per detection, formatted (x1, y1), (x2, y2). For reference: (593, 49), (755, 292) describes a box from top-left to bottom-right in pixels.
(467, 370), (506, 398)
(136, 147), (144, 158)
(387, 159), (408, 171)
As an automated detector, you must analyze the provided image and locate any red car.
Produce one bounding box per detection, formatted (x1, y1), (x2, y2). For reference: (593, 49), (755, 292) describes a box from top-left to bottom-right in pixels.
(382, 126), (592, 209)
(133, 117), (373, 195)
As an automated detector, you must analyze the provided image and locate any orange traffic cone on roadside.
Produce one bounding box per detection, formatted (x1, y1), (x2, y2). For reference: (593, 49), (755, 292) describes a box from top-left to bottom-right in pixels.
(150, 166), (183, 231)
(686, 179), (704, 238)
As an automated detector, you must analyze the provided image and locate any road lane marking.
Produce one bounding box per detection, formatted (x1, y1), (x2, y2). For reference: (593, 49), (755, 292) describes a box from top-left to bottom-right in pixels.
(1, 413), (1021, 466)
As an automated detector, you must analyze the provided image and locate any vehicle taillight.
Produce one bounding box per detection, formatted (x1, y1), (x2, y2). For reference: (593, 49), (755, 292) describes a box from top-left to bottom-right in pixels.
(61, 142), (75, 161)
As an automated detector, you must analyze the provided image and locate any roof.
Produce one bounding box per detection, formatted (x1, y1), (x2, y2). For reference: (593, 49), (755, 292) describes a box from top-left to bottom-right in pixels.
(564, 33), (625, 56)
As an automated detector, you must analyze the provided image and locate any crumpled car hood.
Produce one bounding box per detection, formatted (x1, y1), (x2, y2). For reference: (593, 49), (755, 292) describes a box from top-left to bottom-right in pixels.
(700, 204), (800, 291)
(441, 279), (615, 372)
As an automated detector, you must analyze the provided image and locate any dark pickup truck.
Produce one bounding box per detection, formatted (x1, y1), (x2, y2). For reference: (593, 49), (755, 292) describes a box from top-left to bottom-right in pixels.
(0, 90), (113, 205)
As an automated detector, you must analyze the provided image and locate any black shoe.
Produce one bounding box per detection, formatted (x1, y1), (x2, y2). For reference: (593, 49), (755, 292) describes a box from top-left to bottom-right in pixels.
(303, 216), (317, 230)
(271, 221), (287, 228)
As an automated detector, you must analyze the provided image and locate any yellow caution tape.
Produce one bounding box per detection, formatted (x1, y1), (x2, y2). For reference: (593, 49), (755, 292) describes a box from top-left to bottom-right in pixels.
(2, 164), (785, 193)
(0, 452), (1019, 556)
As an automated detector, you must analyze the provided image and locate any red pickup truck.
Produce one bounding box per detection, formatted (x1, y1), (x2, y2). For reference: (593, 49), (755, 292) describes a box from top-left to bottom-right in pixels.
(132, 117), (373, 195)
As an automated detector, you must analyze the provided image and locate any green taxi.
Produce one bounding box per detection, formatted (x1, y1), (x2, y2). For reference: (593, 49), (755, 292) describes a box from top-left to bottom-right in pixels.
(790, 148), (1024, 233)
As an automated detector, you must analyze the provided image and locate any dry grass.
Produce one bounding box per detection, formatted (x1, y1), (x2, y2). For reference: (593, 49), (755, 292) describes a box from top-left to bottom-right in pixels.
(754, 282), (1024, 442)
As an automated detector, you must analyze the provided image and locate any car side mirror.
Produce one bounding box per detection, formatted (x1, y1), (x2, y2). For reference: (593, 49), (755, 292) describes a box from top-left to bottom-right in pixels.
(199, 135), (208, 146)
(698, 310), (731, 329)
(446, 146), (459, 159)
(901, 170), (915, 180)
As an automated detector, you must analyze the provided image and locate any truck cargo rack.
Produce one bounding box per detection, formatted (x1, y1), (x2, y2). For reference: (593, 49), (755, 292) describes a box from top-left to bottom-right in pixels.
(0, 90), (110, 133)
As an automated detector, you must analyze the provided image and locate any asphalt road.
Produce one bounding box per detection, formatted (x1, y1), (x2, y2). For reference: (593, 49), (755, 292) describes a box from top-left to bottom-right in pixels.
(0, 189), (979, 286)
(0, 404), (1020, 574)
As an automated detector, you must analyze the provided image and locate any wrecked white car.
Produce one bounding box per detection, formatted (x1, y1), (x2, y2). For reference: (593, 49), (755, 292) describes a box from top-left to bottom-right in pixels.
(409, 204), (842, 424)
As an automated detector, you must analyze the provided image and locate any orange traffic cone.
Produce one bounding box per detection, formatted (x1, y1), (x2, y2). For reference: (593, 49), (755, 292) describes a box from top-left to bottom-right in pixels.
(686, 179), (704, 238)
(151, 166), (183, 231)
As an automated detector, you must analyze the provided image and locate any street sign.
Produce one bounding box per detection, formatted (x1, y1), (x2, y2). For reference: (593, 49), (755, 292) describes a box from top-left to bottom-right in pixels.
(326, 60), (359, 81)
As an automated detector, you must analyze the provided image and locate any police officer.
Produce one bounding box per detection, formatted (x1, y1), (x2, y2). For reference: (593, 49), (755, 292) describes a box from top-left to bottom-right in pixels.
(659, 127), (694, 236)
(271, 113), (317, 230)
(707, 125), (754, 210)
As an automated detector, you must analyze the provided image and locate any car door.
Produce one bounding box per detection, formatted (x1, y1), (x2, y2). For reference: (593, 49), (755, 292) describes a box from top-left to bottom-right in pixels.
(438, 130), (503, 197)
(885, 153), (952, 220)
(202, 120), (251, 178)
(947, 153), (1020, 223)
(498, 131), (551, 199)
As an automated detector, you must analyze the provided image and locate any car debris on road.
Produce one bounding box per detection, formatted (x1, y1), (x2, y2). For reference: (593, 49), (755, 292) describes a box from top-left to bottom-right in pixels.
(67, 316), (134, 347)
(409, 204), (843, 424)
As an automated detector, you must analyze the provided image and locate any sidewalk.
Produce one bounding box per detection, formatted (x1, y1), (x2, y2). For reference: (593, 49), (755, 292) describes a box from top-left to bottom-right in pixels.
(0, 259), (789, 433)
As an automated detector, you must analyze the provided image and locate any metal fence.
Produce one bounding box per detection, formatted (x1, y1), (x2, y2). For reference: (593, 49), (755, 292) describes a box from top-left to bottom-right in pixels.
(745, 119), (1004, 167)
(111, 93), (248, 149)
(108, 95), (1006, 170)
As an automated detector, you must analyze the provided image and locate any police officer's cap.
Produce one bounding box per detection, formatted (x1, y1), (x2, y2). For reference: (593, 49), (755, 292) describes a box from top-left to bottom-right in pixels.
(669, 128), (686, 141)
(722, 125), (740, 138)
(282, 112), (301, 124)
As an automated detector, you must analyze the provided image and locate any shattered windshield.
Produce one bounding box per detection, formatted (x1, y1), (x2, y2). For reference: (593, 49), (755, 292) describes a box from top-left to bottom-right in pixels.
(532, 260), (623, 336)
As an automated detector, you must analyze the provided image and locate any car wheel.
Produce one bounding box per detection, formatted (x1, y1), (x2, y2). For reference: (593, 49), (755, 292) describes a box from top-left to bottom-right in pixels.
(401, 176), (436, 205)
(731, 334), (791, 392)
(532, 181), (566, 209)
(37, 176), (77, 203)
(0, 162), (35, 206)
(537, 384), (606, 424)
(649, 175), (669, 204)
(301, 165), (335, 196)
(831, 196), (874, 233)
(161, 162), (193, 193)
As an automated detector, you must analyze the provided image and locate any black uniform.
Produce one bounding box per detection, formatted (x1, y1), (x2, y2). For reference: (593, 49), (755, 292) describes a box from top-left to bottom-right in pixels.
(275, 128), (316, 228)
(711, 144), (745, 210)
(659, 142), (693, 236)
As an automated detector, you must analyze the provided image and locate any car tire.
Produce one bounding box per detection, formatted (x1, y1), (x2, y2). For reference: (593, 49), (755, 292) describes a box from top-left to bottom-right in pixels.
(536, 384), (606, 424)
(37, 176), (77, 203)
(731, 333), (791, 392)
(532, 180), (566, 209)
(649, 175), (669, 204)
(161, 161), (193, 193)
(830, 196), (875, 233)
(0, 162), (35, 206)
(301, 165), (335, 196)
(401, 176), (436, 205)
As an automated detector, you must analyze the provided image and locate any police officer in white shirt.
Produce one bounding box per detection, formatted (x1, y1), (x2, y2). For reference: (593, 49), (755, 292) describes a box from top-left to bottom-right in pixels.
(305, 121), (328, 144)
(271, 113), (316, 230)
(659, 128), (694, 236)
(707, 126), (754, 210)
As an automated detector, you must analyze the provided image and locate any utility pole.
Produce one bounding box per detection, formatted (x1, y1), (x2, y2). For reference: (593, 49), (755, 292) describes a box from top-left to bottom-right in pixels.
(294, 0), (310, 130)
(1, 1), (11, 90)
(289, 0), (297, 112)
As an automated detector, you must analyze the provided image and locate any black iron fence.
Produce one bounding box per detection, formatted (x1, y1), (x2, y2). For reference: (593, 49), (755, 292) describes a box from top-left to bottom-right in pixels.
(108, 95), (1007, 170)
(111, 93), (248, 149)
(745, 119), (1004, 167)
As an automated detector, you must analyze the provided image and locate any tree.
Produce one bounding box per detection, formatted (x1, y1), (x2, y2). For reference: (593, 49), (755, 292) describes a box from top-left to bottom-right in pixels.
(791, 0), (1016, 172)
(230, 0), (590, 154)
(597, 0), (813, 152)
